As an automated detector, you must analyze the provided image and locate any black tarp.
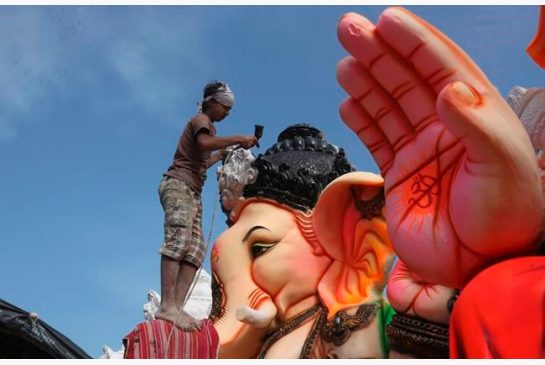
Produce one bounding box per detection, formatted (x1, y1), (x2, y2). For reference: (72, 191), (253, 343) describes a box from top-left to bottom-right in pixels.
(0, 298), (91, 359)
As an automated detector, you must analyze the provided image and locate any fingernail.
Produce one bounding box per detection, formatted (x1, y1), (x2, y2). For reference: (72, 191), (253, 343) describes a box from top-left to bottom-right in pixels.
(340, 13), (373, 37)
(452, 81), (479, 105)
(348, 23), (364, 36)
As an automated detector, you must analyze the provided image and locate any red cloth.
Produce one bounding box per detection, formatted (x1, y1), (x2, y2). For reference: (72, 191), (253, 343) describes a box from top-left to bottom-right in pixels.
(450, 256), (545, 358)
(123, 319), (219, 359)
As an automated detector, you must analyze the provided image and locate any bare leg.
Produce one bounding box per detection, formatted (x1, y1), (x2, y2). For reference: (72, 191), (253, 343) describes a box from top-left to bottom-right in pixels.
(174, 261), (202, 331)
(155, 256), (201, 331)
(155, 255), (180, 325)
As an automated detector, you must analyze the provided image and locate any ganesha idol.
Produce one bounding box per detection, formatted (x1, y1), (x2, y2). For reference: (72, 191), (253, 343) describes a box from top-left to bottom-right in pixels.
(210, 124), (397, 359)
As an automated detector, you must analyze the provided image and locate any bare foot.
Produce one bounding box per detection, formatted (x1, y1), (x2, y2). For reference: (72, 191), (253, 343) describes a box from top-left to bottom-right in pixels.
(155, 309), (202, 332)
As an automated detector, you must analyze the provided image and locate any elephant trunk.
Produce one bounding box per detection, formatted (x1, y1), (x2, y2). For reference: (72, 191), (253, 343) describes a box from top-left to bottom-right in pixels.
(211, 271), (278, 358)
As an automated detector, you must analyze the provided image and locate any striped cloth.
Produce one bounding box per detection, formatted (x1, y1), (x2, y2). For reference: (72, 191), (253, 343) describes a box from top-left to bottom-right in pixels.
(123, 319), (219, 359)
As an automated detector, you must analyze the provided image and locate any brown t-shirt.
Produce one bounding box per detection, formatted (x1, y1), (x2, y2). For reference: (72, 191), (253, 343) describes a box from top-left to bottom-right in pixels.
(164, 115), (216, 194)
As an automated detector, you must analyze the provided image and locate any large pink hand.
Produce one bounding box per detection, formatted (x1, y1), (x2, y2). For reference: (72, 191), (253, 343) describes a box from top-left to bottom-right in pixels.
(337, 8), (544, 288)
(387, 260), (454, 325)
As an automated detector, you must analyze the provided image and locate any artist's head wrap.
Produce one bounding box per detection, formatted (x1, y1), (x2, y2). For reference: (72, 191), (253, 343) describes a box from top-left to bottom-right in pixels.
(198, 81), (235, 112)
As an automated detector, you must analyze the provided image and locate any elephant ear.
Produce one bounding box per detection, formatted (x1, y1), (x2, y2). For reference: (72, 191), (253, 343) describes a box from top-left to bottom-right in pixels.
(313, 172), (395, 319)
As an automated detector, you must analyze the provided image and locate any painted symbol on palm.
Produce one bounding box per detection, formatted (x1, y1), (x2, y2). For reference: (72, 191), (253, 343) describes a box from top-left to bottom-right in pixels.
(408, 173), (439, 209)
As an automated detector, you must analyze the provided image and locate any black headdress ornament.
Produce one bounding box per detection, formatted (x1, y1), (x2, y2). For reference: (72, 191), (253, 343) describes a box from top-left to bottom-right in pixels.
(243, 123), (355, 211)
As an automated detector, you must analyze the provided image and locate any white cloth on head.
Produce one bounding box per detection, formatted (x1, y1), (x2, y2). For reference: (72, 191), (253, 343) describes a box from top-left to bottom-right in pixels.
(197, 83), (235, 113)
(206, 83), (235, 108)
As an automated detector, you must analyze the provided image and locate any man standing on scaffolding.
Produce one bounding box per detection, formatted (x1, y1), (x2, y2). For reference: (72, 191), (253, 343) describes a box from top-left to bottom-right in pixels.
(155, 81), (258, 331)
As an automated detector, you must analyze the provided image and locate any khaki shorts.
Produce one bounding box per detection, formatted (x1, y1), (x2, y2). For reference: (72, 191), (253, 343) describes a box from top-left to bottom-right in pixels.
(158, 176), (205, 268)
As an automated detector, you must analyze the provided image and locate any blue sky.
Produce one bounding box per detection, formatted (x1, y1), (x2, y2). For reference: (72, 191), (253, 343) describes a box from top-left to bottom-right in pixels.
(1, 5), (543, 358)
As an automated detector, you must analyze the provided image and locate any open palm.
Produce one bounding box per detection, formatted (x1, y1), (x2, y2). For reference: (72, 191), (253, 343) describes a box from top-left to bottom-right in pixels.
(337, 8), (544, 288)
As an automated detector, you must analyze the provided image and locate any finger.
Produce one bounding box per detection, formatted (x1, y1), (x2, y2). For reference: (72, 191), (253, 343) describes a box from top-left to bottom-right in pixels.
(337, 56), (415, 150)
(376, 7), (491, 94)
(337, 12), (438, 131)
(437, 81), (506, 163)
(339, 97), (394, 173)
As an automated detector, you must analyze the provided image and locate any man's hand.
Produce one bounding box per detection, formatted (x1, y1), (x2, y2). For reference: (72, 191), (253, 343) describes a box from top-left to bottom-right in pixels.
(218, 148), (230, 159)
(238, 135), (258, 149)
(336, 8), (544, 288)
(197, 133), (258, 153)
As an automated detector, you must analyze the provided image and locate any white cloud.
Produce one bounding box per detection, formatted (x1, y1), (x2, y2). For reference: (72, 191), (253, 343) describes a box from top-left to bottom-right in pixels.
(0, 6), (225, 139)
(0, 10), (50, 106)
(104, 7), (215, 127)
(0, 8), (69, 138)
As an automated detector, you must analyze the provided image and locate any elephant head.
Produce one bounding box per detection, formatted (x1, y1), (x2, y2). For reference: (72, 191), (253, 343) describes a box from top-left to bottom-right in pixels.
(209, 124), (395, 358)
